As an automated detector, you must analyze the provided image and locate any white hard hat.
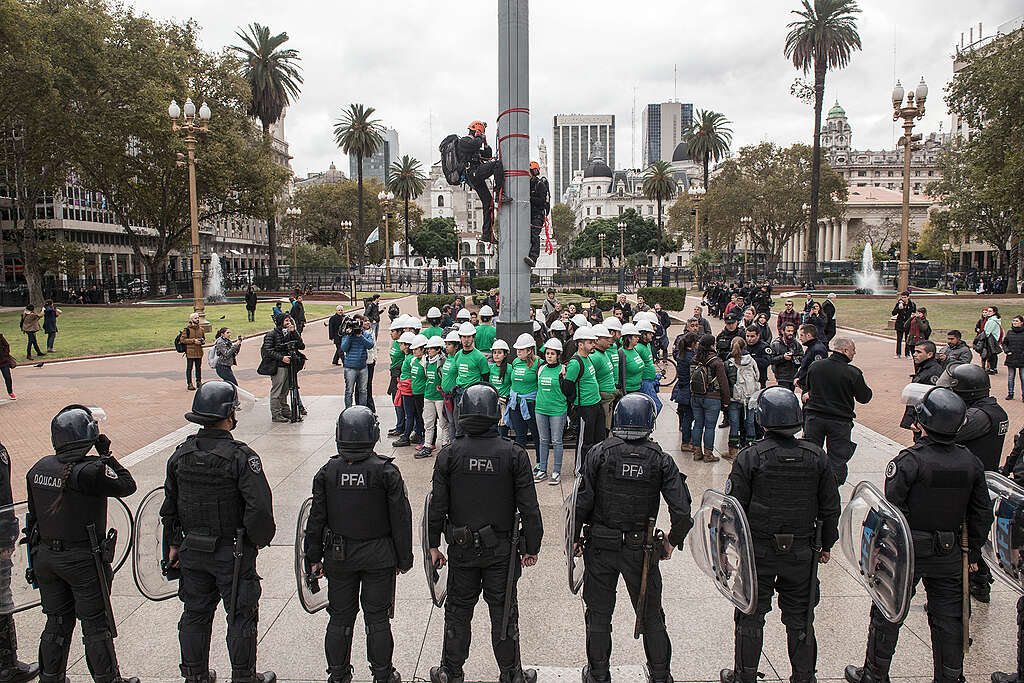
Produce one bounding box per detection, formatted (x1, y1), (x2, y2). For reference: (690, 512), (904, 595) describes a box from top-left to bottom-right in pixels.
(411, 334), (428, 349)
(636, 311), (655, 324)
(603, 316), (623, 331)
(621, 323), (640, 336)
(636, 320), (655, 334)
(410, 317), (423, 329)
(491, 339), (510, 352)
(427, 306), (442, 318)
(573, 327), (598, 341)
(458, 322), (477, 336)
(542, 338), (563, 353)
(444, 331), (461, 343)
(457, 309), (471, 320)
(426, 336), (445, 348)
(532, 320), (542, 332)
(514, 333), (536, 349)
(389, 319), (405, 331)
(398, 332), (416, 345)
(571, 314), (589, 328)
(479, 305), (494, 317)
(592, 324), (611, 338)
(550, 320), (566, 332)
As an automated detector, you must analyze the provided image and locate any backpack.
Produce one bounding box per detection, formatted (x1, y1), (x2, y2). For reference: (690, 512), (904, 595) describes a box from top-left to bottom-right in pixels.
(689, 357), (718, 396)
(174, 331), (187, 354)
(439, 134), (465, 186)
(206, 344), (218, 369)
(559, 357), (583, 406)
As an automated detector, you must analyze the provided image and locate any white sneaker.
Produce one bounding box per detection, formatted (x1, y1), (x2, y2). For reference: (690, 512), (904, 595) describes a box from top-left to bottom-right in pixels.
(549, 473), (561, 485)
(533, 470), (547, 483)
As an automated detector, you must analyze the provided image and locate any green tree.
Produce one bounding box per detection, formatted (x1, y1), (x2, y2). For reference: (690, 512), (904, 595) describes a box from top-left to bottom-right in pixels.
(690, 249), (721, 277)
(334, 104), (385, 256)
(915, 221), (948, 262)
(409, 217), (459, 266)
(550, 202), (576, 246)
(701, 159), (753, 257)
(294, 244), (346, 268)
(684, 110), (733, 248)
(386, 155), (427, 266)
(567, 210), (673, 265)
(784, 0), (862, 275)
(231, 22), (303, 286)
(641, 160), (677, 257)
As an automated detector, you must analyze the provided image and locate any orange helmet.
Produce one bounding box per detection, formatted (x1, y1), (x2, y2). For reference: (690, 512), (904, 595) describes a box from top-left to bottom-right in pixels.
(529, 161), (540, 173)
(468, 121), (486, 135)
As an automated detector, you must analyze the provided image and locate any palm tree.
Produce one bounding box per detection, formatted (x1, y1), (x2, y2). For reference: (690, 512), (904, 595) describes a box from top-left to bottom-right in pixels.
(334, 104), (384, 262)
(784, 0), (861, 275)
(685, 110), (733, 249)
(231, 23), (303, 286)
(386, 155), (427, 266)
(641, 160), (677, 258)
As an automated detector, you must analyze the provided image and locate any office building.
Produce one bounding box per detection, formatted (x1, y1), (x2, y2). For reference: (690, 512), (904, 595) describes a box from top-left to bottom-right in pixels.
(641, 101), (693, 168)
(350, 127), (399, 184)
(551, 114), (615, 203)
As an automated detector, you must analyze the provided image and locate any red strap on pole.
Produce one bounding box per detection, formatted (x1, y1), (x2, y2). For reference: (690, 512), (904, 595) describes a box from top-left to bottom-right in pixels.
(544, 216), (553, 255)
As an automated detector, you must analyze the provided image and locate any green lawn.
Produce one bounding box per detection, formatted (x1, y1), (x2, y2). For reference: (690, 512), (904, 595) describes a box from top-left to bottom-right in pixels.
(2, 302), (342, 360)
(833, 297), (1023, 338)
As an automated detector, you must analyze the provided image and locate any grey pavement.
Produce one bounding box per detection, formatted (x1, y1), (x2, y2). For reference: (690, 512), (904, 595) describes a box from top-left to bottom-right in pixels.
(14, 395), (1016, 683)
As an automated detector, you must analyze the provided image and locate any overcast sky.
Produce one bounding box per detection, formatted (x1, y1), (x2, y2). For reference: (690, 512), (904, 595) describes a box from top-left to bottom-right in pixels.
(133, 0), (1020, 179)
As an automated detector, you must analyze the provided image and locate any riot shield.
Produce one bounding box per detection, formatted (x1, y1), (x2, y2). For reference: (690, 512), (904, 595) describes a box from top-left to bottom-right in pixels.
(573, 416), (585, 476)
(132, 487), (177, 601)
(982, 472), (1024, 595)
(563, 476), (584, 594)
(839, 480), (915, 623)
(690, 489), (757, 614)
(294, 496), (328, 614)
(422, 492), (447, 607)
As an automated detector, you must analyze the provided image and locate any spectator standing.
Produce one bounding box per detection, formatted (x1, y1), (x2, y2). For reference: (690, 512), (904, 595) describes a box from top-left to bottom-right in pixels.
(180, 311), (205, 390)
(289, 293), (307, 334)
(244, 286), (257, 322)
(0, 334), (15, 399)
(364, 294), (381, 338)
(654, 303), (671, 359)
(689, 334), (730, 462)
(328, 305), (346, 365)
(753, 312), (773, 346)
(19, 305), (44, 360)
(340, 315), (375, 408)
(534, 339), (568, 483)
(272, 299), (285, 321)
(891, 291), (917, 358)
(980, 306), (1003, 375)
(1004, 315), (1024, 399)
(282, 315), (308, 417)
(42, 300), (61, 353)
(586, 299), (603, 326)
(258, 312), (294, 422)
(613, 293), (632, 322)
(804, 302), (827, 341)
(776, 299), (800, 336)
(541, 289), (559, 319)
(387, 302), (401, 324)
(364, 318), (376, 412)
(905, 308), (931, 357)
(768, 322), (803, 390)
(821, 293), (837, 345)
(691, 305), (712, 336)
(725, 337), (759, 459)
(937, 330), (972, 370)
(802, 337), (873, 484)
(212, 327), (242, 385)
(671, 332), (697, 451)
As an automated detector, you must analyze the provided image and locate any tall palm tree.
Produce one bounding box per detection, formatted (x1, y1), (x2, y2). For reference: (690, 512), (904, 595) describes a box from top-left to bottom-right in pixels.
(784, 0), (861, 274)
(386, 155), (427, 266)
(334, 104), (384, 261)
(642, 160), (677, 258)
(684, 110), (733, 249)
(231, 23), (303, 286)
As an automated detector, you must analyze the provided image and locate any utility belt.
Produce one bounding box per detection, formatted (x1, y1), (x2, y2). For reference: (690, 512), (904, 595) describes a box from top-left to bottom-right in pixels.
(322, 529), (389, 561)
(40, 535), (115, 563)
(445, 523), (509, 550)
(912, 529), (960, 558)
(180, 528), (240, 553)
(753, 533), (812, 553)
(588, 524), (650, 551)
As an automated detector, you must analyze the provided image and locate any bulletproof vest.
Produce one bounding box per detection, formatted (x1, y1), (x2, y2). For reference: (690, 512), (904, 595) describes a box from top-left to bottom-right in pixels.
(27, 455), (107, 543)
(325, 453), (392, 540)
(447, 435), (519, 532)
(172, 435), (244, 539)
(593, 437), (664, 532)
(962, 398), (1009, 471)
(744, 437), (821, 538)
(903, 441), (977, 532)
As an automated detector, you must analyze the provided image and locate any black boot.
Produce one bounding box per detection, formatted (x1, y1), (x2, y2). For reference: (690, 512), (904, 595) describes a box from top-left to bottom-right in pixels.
(844, 666), (885, 683)
(992, 674), (1022, 683)
(582, 665), (610, 683)
(499, 668), (536, 683)
(372, 669), (400, 683)
(326, 666), (352, 683)
(0, 615), (38, 683)
(429, 667), (463, 683)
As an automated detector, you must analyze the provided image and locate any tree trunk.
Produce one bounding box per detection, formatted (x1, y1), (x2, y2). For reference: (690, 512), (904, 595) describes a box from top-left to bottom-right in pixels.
(18, 210), (44, 306)
(404, 198), (411, 266)
(701, 155), (710, 250)
(357, 153), (364, 265)
(656, 199), (663, 257)
(806, 59), (827, 284)
(263, 122), (279, 288)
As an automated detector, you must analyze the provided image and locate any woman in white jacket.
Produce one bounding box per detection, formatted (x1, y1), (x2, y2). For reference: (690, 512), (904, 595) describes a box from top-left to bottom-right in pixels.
(725, 336), (760, 459)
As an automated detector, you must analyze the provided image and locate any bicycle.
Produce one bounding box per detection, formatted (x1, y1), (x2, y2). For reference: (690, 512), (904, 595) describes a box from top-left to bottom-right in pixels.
(655, 357), (677, 388)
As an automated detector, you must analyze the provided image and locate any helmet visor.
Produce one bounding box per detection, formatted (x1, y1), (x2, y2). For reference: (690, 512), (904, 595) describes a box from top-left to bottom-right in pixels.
(235, 387), (257, 414)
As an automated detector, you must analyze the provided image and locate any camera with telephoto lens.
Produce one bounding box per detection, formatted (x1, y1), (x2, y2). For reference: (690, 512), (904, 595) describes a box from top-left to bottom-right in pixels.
(342, 315), (363, 336)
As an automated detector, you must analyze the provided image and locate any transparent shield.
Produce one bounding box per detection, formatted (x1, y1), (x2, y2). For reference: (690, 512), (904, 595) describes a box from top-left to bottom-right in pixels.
(108, 497), (133, 574)
(689, 489), (757, 614)
(294, 497), (328, 614)
(839, 481), (915, 623)
(131, 487), (177, 601)
(563, 477), (584, 595)
(422, 492), (447, 607)
(983, 472), (1024, 595)
(574, 417), (586, 476)
(235, 387), (257, 414)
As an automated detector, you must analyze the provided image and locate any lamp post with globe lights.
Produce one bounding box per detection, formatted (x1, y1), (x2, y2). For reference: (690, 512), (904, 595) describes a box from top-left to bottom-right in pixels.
(740, 216), (753, 280)
(598, 232), (605, 268)
(801, 203), (810, 278)
(892, 77), (928, 293)
(168, 97), (212, 330)
(286, 206), (302, 272)
(377, 190), (394, 288)
(688, 185), (706, 255)
(617, 220), (627, 292)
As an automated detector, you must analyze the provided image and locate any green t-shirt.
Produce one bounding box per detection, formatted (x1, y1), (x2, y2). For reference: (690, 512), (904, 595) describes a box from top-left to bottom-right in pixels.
(490, 361), (512, 397)
(424, 356), (444, 401)
(605, 345), (621, 389)
(448, 348), (490, 389)
(637, 342), (656, 380)
(589, 349), (615, 393)
(621, 346), (644, 391)
(423, 326), (444, 339)
(410, 355), (427, 395)
(389, 340), (404, 369)
(564, 353), (601, 407)
(510, 358), (539, 396)
(440, 356), (455, 394)
(400, 352), (413, 381)
(536, 363), (568, 416)
(475, 324), (496, 352)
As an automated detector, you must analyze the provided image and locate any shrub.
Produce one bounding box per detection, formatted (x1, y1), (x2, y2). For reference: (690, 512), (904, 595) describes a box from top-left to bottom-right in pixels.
(417, 294), (456, 316)
(597, 296), (615, 311)
(637, 286), (687, 311)
(473, 275), (498, 291)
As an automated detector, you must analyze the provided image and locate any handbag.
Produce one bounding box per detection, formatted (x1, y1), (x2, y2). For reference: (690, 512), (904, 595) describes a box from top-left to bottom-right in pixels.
(256, 354), (277, 376)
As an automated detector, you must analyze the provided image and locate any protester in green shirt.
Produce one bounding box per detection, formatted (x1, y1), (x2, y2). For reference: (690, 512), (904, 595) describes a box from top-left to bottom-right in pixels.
(423, 306), (445, 339)
(619, 324), (645, 393)
(591, 324), (618, 431)
(419, 335), (450, 458)
(634, 319), (664, 414)
(392, 332), (420, 447)
(489, 340), (512, 438)
(387, 320), (407, 438)
(444, 322), (491, 436)
(475, 305), (497, 354)
(506, 333), (540, 453)
(565, 326), (606, 458)
(534, 338), (568, 483)
(439, 331), (461, 436)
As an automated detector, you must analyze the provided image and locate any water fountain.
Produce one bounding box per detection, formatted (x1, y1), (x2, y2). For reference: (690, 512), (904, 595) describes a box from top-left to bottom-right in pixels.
(206, 252), (226, 303)
(854, 242), (880, 294)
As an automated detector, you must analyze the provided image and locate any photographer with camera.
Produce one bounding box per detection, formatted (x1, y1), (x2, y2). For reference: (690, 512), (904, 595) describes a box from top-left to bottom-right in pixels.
(340, 313), (375, 409)
(258, 313), (305, 423)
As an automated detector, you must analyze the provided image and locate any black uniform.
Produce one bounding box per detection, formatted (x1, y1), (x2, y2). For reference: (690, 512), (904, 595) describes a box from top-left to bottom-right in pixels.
(457, 134), (504, 243)
(160, 428), (276, 683)
(854, 437), (992, 683)
(303, 450), (413, 683)
(573, 435), (693, 683)
(427, 429), (542, 681)
(527, 174), (550, 263)
(724, 435), (841, 682)
(716, 326), (742, 361)
(26, 448), (136, 683)
(0, 443), (35, 683)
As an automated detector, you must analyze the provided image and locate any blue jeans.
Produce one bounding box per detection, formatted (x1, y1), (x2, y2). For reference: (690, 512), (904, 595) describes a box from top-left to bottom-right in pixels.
(1009, 367), (1024, 395)
(507, 400), (539, 452)
(402, 394), (424, 438)
(344, 366), (368, 407)
(536, 412), (566, 473)
(640, 379), (663, 414)
(215, 365), (238, 385)
(690, 396), (721, 451)
(676, 401), (693, 444)
(728, 401), (756, 444)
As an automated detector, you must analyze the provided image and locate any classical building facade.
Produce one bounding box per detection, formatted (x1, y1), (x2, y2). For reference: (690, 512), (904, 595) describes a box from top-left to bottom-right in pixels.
(292, 161), (347, 192)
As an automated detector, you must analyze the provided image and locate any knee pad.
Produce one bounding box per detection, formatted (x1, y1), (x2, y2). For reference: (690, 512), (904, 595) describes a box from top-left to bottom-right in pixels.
(43, 613), (75, 641)
(365, 621), (390, 636)
(585, 611), (612, 635)
(180, 608), (216, 631)
(327, 624), (354, 639)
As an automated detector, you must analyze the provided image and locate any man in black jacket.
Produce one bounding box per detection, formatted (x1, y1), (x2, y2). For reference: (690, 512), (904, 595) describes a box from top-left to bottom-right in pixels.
(289, 293), (307, 334)
(802, 337), (872, 485)
(329, 305), (346, 366)
(524, 161), (549, 268)
(891, 291), (916, 358)
(364, 294), (381, 338)
(821, 293), (837, 345)
(716, 313), (743, 361)
(768, 323), (803, 390)
(261, 314), (295, 423)
(744, 327), (770, 389)
(794, 324), (828, 391)
(900, 341), (944, 440)
(457, 121), (506, 243)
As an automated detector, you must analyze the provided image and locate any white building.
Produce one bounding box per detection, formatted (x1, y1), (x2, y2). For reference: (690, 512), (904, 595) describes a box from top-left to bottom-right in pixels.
(552, 113), (615, 203)
(292, 161), (347, 192)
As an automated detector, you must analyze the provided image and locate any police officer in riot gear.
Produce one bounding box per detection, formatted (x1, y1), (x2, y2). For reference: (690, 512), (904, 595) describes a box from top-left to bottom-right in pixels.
(303, 406), (413, 683)
(0, 440), (39, 683)
(573, 393), (693, 683)
(427, 383), (542, 683)
(936, 362), (1009, 601)
(845, 386), (993, 683)
(719, 388), (841, 683)
(26, 406), (138, 683)
(161, 381), (276, 683)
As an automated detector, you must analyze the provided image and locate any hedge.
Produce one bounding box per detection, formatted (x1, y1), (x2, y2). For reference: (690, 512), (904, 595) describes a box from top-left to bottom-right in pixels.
(473, 275), (498, 291)
(637, 287), (688, 311)
(416, 294), (454, 316)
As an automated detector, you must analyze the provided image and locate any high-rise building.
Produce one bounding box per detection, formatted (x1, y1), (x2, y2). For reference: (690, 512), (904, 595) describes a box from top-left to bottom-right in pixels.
(641, 102), (693, 168)
(551, 114), (615, 203)
(349, 127), (399, 184)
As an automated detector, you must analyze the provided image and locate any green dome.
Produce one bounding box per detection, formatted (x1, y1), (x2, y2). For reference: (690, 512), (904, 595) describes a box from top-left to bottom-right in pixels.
(827, 101), (846, 119)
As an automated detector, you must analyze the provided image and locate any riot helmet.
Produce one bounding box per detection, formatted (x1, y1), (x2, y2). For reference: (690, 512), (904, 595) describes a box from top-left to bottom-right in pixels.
(912, 386), (967, 442)
(935, 363), (990, 401)
(186, 381), (241, 426)
(336, 405), (380, 451)
(458, 382), (500, 434)
(753, 387), (803, 436)
(611, 393), (657, 440)
(51, 405), (101, 452)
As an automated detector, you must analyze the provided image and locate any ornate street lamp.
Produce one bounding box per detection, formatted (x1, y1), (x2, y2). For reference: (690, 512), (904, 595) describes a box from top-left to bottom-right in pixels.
(740, 216), (753, 280)
(377, 190), (395, 288)
(598, 232), (606, 268)
(892, 77), (927, 293)
(286, 206), (302, 272)
(688, 185), (706, 255)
